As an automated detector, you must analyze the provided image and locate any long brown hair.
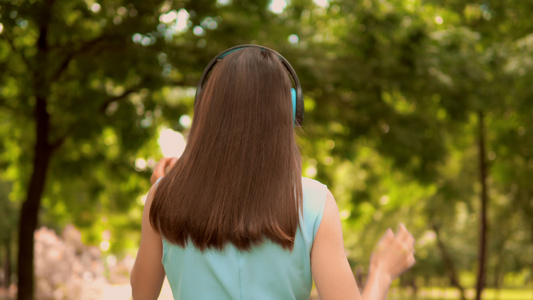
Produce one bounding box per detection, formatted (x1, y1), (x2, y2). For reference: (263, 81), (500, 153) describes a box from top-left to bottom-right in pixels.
(150, 47), (302, 251)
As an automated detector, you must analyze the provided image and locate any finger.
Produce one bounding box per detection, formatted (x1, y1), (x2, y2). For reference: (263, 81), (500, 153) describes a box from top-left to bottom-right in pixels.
(378, 228), (395, 248)
(407, 254), (416, 268)
(375, 228), (392, 252)
(407, 234), (415, 251)
(151, 158), (171, 184)
(400, 238), (416, 256)
(163, 157), (178, 168)
(170, 157), (178, 166)
(396, 223), (409, 241)
(398, 224), (416, 250)
(155, 158), (167, 172)
(164, 158), (177, 174)
(398, 242), (415, 258)
(161, 157), (175, 174)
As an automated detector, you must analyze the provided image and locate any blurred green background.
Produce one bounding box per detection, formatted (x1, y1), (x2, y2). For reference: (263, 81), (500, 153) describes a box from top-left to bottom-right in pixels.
(0, 0), (532, 299)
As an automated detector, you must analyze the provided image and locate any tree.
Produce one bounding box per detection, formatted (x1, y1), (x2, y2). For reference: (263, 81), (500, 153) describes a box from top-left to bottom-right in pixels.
(0, 0), (172, 298)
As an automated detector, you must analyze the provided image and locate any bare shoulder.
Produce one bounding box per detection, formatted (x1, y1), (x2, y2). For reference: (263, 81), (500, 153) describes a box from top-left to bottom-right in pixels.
(144, 178), (164, 214)
(144, 184), (157, 210)
(319, 188), (342, 232)
(324, 189), (340, 217)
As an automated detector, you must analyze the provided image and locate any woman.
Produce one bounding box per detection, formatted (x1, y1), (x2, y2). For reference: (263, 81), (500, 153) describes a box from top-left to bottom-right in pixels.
(131, 45), (415, 300)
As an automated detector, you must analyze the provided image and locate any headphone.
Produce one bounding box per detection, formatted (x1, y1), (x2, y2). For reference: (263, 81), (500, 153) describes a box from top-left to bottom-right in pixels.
(194, 44), (304, 127)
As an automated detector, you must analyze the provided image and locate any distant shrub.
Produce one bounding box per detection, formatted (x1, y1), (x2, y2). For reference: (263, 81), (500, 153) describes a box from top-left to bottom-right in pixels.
(34, 225), (106, 300)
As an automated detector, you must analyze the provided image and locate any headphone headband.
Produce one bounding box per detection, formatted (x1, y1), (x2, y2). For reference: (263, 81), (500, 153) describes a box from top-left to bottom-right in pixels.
(194, 44), (304, 127)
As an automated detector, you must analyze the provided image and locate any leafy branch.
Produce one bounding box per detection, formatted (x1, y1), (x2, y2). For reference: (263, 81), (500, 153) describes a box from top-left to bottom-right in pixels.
(99, 86), (143, 114)
(1, 34), (31, 69)
(51, 36), (107, 82)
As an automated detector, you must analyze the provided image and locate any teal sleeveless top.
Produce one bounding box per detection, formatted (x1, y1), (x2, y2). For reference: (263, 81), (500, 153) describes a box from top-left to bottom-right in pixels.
(161, 177), (327, 300)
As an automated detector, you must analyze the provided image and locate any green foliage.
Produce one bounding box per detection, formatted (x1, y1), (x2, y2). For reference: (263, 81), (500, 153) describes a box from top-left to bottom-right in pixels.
(0, 0), (531, 291)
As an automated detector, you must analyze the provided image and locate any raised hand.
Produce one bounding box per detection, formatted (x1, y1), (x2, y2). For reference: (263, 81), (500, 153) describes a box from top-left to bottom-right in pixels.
(370, 223), (416, 284)
(150, 157), (178, 185)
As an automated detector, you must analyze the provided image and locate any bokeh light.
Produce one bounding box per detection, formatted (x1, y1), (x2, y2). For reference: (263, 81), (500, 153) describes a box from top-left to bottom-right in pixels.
(158, 128), (186, 158)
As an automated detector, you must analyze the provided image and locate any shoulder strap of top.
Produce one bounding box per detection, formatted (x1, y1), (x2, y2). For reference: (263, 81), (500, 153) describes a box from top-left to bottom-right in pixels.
(301, 177), (328, 241)
(154, 176), (164, 187)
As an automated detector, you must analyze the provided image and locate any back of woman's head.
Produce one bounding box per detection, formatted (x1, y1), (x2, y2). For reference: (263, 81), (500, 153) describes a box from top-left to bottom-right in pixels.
(150, 47), (303, 251)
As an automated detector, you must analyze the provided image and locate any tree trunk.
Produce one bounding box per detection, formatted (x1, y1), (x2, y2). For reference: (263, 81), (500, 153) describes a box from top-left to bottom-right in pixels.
(527, 190), (533, 296)
(493, 247), (503, 300)
(16, 1), (56, 299)
(432, 224), (467, 300)
(16, 96), (53, 300)
(475, 111), (489, 300)
(3, 238), (12, 288)
(530, 212), (533, 299)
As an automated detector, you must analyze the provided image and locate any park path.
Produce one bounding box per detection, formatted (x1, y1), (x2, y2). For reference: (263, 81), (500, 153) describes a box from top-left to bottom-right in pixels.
(102, 278), (321, 300)
(101, 277), (173, 300)
(1, 278), (321, 299)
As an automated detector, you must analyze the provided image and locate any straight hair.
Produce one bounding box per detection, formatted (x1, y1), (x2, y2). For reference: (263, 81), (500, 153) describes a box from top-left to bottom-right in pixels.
(149, 48), (303, 251)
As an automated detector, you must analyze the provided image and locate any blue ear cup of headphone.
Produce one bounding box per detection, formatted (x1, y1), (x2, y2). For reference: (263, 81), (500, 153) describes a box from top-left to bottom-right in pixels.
(291, 88), (297, 126)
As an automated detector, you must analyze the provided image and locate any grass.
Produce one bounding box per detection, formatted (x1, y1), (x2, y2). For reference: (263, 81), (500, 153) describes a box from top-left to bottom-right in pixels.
(388, 287), (533, 300)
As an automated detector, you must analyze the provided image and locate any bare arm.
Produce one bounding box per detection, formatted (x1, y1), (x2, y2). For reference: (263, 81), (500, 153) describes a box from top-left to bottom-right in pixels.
(130, 184), (165, 300)
(311, 190), (415, 300)
(131, 157), (178, 300)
